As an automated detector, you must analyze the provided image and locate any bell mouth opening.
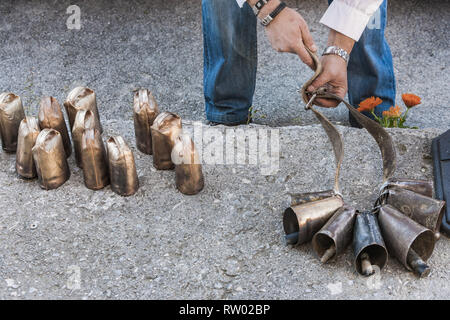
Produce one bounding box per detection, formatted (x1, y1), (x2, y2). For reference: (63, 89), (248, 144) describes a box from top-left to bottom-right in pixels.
(356, 244), (388, 274)
(283, 207), (299, 240)
(312, 233), (336, 258)
(410, 229), (436, 262)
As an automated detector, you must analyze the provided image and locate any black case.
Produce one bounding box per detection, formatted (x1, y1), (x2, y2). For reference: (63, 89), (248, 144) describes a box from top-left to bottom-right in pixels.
(432, 129), (450, 236)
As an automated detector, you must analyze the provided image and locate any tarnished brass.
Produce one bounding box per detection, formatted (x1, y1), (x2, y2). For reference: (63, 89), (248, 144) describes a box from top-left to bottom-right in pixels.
(133, 89), (159, 154)
(0, 92), (25, 153)
(290, 190), (335, 207)
(106, 136), (139, 196)
(38, 96), (72, 158)
(380, 178), (433, 198)
(80, 128), (109, 190)
(172, 133), (204, 195)
(283, 195), (344, 246)
(378, 205), (435, 274)
(16, 117), (40, 178)
(312, 206), (357, 263)
(151, 112), (182, 170)
(353, 211), (388, 276)
(72, 109), (97, 168)
(384, 187), (445, 239)
(32, 129), (71, 190)
(64, 87), (102, 132)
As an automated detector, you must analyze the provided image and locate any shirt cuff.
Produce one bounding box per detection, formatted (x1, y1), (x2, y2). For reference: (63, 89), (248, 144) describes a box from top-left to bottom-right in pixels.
(320, 1), (374, 41)
(236, 0), (246, 8)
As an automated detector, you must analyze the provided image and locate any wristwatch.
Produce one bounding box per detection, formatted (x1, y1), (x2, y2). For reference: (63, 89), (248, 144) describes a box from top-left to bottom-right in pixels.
(322, 46), (350, 64)
(260, 2), (287, 27)
(252, 0), (270, 16)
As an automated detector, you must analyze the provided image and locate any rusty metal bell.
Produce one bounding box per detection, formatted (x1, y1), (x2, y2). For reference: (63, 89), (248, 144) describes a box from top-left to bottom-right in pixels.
(38, 96), (72, 158)
(353, 211), (388, 276)
(383, 187), (445, 239)
(0, 92), (25, 153)
(64, 87), (102, 132)
(378, 205), (436, 277)
(289, 190), (336, 207)
(283, 195), (344, 246)
(72, 109), (97, 168)
(380, 178), (433, 198)
(80, 128), (109, 190)
(32, 128), (71, 190)
(106, 136), (139, 196)
(133, 89), (159, 154)
(151, 112), (182, 170)
(171, 133), (204, 195)
(16, 117), (40, 179)
(312, 206), (357, 263)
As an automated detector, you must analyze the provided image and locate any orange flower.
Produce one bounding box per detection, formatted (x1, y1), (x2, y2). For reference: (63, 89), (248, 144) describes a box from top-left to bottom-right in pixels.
(382, 105), (402, 118)
(402, 93), (421, 108)
(357, 97), (383, 112)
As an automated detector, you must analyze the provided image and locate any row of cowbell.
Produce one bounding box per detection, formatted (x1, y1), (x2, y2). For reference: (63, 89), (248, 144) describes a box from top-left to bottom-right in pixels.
(0, 88), (204, 196)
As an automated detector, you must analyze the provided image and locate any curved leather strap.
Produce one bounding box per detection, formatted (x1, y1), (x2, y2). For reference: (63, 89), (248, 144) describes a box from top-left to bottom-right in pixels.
(300, 48), (396, 187)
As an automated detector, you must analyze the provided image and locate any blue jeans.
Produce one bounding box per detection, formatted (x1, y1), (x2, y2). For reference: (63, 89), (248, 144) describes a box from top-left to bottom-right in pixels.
(202, 0), (396, 124)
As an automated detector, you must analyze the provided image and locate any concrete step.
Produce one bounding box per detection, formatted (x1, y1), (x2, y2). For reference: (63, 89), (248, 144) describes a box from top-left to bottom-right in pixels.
(0, 119), (448, 299)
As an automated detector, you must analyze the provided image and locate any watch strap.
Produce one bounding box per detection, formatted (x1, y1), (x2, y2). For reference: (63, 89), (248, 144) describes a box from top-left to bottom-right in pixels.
(252, 0), (270, 16)
(260, 2), (287, 27)
(322, 46), (350, 64)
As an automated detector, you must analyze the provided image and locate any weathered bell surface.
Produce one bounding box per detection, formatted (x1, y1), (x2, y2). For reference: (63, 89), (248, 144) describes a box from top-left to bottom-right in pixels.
(64, 87), (102, 132)
(312, 206), (357, 263)
(32, 128), (71, 190)
(0, 92), (25, 153)
(80, 128), (109, 190)
(16, 117), (41, 178)
(290, 190), (335, 207)
(283, 195), (344, 246)
(384, 187), (445, 239)
(380, 178), (433, 198)
(171, 133), (204, 195)
(378, 205), (435, 275)
(72, 109), (97, 168)
(353, 211), (388, 276)
(106, 136), (139, 196)
(38, 96), (72, 158)
(133, 89), (159, 154)
(151, 112), (182, 170)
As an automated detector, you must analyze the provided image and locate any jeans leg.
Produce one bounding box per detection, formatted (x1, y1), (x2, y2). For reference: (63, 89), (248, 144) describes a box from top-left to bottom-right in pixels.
(328, 0), (396, 123)
(202, 0), (257, 124)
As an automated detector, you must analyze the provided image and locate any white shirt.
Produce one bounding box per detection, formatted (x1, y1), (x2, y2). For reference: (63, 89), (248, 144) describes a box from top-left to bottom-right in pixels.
(236, 0), (383, 41)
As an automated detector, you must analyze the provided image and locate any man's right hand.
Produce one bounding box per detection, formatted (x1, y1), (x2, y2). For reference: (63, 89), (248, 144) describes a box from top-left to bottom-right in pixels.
(255, 0), (317, 69)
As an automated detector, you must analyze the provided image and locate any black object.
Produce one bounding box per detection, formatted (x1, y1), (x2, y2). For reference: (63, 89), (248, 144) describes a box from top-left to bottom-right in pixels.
(252, 0), (270, 15)
(432, 129), (450, 236)
(260, 2), (287, 26)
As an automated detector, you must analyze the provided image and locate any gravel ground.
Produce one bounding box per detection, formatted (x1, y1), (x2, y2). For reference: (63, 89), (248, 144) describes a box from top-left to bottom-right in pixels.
(0, 0), (448, 129)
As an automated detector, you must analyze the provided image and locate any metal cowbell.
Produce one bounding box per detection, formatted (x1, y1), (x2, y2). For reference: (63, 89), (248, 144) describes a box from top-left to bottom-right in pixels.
(151, 112), (182, 170)
(312, 206), (357, 263)
(80, 128), (110, 190)
(171, 133), (204, 195)
(353, 211), (388, 276)
(64, 87), (102, 132)
(378, 205), (435, 277)
(72, 109), (97, 168)
(133, 89), (159, 155)
(0, 92), (25, 153)
(16, 117), (40, 179)
(32, 129), (71, 190)
(106, 136), (139, 197)
(380, 178), (433, 198)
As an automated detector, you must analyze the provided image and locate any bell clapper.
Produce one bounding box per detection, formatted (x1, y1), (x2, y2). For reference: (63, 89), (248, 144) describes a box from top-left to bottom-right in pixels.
(284, 232), (299, 246)
(360, 253), (375, 276)
(320, 245), (336, 263)
(407, 249), (430, 278)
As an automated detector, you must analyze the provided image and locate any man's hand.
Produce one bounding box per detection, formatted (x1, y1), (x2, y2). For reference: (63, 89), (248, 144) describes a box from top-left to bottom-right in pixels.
(307, 29), (355, 108)
(253, 0), (317, 68)
(307, 55), (348, 108)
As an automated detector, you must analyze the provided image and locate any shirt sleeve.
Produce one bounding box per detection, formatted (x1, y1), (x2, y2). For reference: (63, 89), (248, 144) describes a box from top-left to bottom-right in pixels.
(320, 0), (383, 41)
(236, 0), (246, 8)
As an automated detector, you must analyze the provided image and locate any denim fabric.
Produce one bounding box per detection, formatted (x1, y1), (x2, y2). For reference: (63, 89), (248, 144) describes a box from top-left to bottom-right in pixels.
(202, 0), (396, 124)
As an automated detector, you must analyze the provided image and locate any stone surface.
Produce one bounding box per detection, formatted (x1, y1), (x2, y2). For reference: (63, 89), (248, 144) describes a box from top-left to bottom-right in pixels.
(0, 0), (448, 129)
(0, 119), (448, 299)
